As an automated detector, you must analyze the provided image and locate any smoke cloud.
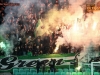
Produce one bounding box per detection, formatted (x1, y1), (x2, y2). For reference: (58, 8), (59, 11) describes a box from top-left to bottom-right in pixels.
(0, 0), (47, 56)
(35, 0), (100, 64)
(36, 0), (100, 46)
(0, 0), (100, 66)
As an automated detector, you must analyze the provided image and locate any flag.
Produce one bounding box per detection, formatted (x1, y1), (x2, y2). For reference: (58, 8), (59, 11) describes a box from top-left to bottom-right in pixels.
(34, 19), (43, 37)
(36, 19), (42, 27)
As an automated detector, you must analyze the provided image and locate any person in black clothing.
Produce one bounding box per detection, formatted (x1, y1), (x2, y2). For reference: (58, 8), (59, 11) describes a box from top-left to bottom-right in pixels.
(49, 59), (56, 72)
(17, 46), (21, 56)
(24, 44), (28, 55)
(13, 47), (18, 55)
(36, 59), (41, 73)
(32, 43), (37, 56)
(35, 37), (41, 55)
(74, 57), (78, 68)
(41, 61), (45, 73)
(43, 34), (50, 54)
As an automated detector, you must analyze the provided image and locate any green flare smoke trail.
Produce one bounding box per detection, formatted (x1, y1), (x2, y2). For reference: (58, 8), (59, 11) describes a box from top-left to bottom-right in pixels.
(0, 35), (13, 56)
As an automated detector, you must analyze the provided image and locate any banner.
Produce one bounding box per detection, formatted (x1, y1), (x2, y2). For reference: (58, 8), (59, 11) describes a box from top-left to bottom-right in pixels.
(0, 55), (74, 71)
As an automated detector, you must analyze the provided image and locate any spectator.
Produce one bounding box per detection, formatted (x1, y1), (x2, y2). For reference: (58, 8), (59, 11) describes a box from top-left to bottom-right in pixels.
(27, 50), (32, 56)
(36, 59), (41, 73)
(32, 43), (37, 56)
(41, 61), (46, 73)
(43, 34), (50, 54)
(35, 37), (41, 55)
(49, 59), (56, 72)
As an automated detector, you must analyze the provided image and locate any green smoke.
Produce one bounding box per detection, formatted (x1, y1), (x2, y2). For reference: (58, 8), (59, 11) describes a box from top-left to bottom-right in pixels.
(0, 35), (13, 56)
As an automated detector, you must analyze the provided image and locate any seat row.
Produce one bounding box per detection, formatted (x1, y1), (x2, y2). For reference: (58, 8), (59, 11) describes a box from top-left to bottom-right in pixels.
(13, 68), (36, 73)
(13, 68), (75, 73)
(14, 72), (100, 75)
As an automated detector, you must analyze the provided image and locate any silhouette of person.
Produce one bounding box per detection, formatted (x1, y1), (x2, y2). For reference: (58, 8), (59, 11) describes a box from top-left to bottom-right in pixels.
(41, 61), (45, 73)
(36, 59), (41, 73)
(49, 59), (55, 72)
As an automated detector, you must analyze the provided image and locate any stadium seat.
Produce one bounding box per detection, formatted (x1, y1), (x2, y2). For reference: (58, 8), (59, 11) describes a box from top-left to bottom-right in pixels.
(33, 72), (38, 75)
(77, 72), (82, 75)
(94, 72), (100, 75)
(27, 72), (33, 75)
(13, 68), (19, 75)
(44, 72), (49, 75)
(50, 72), (55, 75)
(14, 72), (20, 75)
(21, 72), (27, 75)
(63, 68), (68, 72)
(84, 68), (91, 72)
(19, 68), (24, 72)
(61, 72), (68, 75)
(72, 72), (77, 75)
(30, 68), (36, 72)
(69, 68), (74, 72)
(55, 72), (62, 75)
(37, 72), (44, 75)
(24, 68), (30, 72)
(83, 72), (91, 75)
(58, 69), (63, 72)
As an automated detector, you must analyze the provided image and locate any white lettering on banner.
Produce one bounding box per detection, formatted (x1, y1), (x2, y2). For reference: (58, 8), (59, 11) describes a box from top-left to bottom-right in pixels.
(0, 55), (74, 71)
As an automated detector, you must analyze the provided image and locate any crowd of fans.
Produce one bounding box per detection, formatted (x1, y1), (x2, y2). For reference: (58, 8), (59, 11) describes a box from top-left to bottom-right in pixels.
(0, 0), (94, 56)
